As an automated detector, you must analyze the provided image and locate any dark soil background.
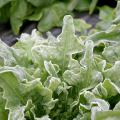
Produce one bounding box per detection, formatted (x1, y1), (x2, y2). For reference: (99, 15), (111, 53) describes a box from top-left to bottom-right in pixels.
(0, 0), (117, 46)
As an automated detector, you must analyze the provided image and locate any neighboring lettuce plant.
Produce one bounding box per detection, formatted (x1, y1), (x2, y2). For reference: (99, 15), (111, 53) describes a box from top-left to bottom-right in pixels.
(1, 1), (120, 119)
(0, 0), (98, 34)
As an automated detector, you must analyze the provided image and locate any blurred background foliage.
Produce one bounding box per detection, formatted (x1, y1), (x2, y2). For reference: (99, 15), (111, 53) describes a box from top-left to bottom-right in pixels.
(0, 0), (117, 35)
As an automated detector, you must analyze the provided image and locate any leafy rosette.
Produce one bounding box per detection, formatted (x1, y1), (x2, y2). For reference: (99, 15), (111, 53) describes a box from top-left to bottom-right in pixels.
(1, 4), (120, 119)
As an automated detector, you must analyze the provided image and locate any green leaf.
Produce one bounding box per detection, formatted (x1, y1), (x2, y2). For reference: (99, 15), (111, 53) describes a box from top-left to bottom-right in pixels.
(89, 0), (98, 14)
(27, 9), (43, 21)
(0, 0), (11, 8)
(113, 1), (120, 24)
(102, 43), (120, 63)
(58, 15), (83, 55)
(86, 24), (120, 42)
(2, 13), (120, 119)
(57, 15), (83, 69)
(0, 3), (10, 22)
(47, 77), (61, 92)
(0, 40), (16, 66)
(97, 6), (115, 30)
(10, 0), (27, 34)
(102, 79), (120, 97)
(44, 61), (59, 77)
(75, 0), (91, 12)
(33, 15), (83, 70)
(38, 2), (68, 32)
(74, 19), (91, 33)
(104, 61), (120, 88)
(63, 40), (102, 89)
(27, 0), (55, 7)
(99, 6), (115, 21)
(92, 79), (120, 99)
(0, 71), (31, 108)
(0, 70), (55, 117)
(92, 83), (108, 98)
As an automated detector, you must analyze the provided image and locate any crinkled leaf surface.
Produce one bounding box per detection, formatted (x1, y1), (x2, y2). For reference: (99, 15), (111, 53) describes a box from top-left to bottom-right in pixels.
(1, 12), (120, 119)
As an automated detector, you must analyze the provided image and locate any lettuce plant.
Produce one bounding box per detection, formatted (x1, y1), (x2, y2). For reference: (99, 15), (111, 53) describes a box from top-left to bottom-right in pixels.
(1, 1), (120, 119)
(0, 0), (98, 34)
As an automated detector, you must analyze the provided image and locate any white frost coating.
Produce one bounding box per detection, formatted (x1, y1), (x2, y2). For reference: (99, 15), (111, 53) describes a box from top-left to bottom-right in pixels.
(8, 106), (26, 120)
(18, 33), (30, 42)
(62, 15), (75, 35)
(31, 29), (42, 41)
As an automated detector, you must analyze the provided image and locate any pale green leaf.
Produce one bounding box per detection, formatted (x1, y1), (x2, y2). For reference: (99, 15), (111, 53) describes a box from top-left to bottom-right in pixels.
(74, 19), (91, 33)
(86, 24), (120, 42)
(33, 15), (83, 71)
(48, 77), (61, 92)
(0, 70), (55, 118)
(44, 61), (59, 77)
(113, 1), (120, 24)
(102, 79), (120, 97)
(102, 43), (120, 63)
(63, 40), (102, 89)
(104, 61), (120, 88)
(97, 6), (115, 30)
(0, 40), (16, 66)
(114, 101), (120, 111)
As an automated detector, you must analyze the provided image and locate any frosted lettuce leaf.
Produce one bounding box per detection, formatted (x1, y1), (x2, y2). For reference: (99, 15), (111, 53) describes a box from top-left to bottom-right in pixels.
(104, 61), (120, 88)
(92, 79), (120, 99)
(63, 40), (102, 89)
(0, 65), (33, 82)
(86, 24), (120, 42)
(0, 70), (56, 118)
(96, 6), (115, 30)
(32, 15), (83, 70)
(74, 19), (91, 33)
(44, 61), (59, 77)
(113, 1), (120, 24)
(79, 91), (110, 120)
(1, 14), (120, 119)
(0, 40), (16, 66)
(102, 43), (120, 63)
